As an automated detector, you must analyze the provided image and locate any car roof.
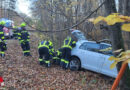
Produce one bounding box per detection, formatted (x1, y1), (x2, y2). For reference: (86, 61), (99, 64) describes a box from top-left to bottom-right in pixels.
(76, 40), (111, 46)
(77, 40), (94, 44)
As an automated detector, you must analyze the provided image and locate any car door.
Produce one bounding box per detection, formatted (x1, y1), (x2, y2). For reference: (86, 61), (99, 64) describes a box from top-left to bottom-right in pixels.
(80, 42), (104, 73)
(98, 44), (118, 78)
(100, 54), (118, 78)
(78, 42), (88, 65)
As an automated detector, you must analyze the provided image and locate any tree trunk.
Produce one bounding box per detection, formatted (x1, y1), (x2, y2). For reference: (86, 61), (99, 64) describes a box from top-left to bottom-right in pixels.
(119, 0), (130, 89)
(119, 0), (130, 49)
(104, 0), (130, 89)
(50, 0), (54, 49)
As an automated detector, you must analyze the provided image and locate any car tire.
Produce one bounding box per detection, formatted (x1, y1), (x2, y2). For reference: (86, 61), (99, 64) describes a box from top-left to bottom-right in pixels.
(69, 57), (81, 71)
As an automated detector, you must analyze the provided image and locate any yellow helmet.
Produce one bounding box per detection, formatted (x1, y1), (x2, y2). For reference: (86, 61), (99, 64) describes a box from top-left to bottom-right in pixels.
(20, 22), (26, 27)
(13, 26), (17, 28)
(0, 21), (6, 25)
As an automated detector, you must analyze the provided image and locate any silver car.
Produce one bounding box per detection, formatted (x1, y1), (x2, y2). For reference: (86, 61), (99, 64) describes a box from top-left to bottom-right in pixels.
(70, 30), (118, 78)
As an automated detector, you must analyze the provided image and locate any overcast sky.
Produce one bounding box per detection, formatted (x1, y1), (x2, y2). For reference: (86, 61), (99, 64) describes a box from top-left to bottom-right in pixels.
(16, 0), (119, 16)
(16, 0), (32, 16)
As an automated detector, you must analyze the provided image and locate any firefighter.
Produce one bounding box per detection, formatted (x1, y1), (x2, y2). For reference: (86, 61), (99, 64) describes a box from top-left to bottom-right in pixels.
(0, 21), (7, 57)
(13, 26), (18, 39)
(18, 22), (31, 56)
(38, 40), (54, 67)
(60, 36), (76, 69)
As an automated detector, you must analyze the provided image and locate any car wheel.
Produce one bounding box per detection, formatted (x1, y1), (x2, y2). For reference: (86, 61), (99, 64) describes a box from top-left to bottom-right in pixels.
(69, 57), (81, 71)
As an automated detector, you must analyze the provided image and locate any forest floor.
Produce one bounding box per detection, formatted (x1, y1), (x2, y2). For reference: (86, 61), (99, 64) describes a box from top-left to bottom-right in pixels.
(0, 35), (120, 90)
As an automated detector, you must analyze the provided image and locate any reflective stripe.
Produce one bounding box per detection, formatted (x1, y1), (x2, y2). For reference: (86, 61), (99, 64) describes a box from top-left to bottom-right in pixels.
(20, 40), (24, 41)
(49, 52), (53, 55)
(53, 57), (59, 59)
(39, 45), (49, 49)
(0, 52), (5, 54)
(0, 32), (4, 34)
(62, 37), (72, 49)
(1, 37), (4, 39)
(51, 48), (54, 52)
(39, 59), (43, 61)
(23, 50), (30, 53)
(72, 41), (76, 44)
(20, 40), (24, 43)
(18, 33), (21, 35)
(45, 60), (50, 64)
(38, 41), (49, 49)
(49, 41), (52, 46)
(62, 45), (72, 49)
(64, 37), (71, 46)
(57, 50), (61, 56)
(64, 60), (69, 64)
(22, 31), (27, 33)
(68, 38), (71, 46)
(27, 39), (30, 41)
(18, 37), (21, 39)
(61, 59), (65, 62)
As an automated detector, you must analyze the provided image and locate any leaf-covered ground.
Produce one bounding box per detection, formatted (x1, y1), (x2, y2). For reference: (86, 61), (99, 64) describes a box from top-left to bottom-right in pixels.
(0, 36), (120, 89)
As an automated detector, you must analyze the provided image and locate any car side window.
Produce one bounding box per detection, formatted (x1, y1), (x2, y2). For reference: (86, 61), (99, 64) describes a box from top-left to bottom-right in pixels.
(86, 43), (100, 52)
(100, 44), (110, 49)
(79, 42), (88, 50)
(99, 44), (113, 55)
(79, 42), (100, 51)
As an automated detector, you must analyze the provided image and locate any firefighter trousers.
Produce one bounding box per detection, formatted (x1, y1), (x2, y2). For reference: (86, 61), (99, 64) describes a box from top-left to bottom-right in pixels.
(0, 42), (6, 57)
(13, 33), (18, 39)
(21, 41), (30, 56)
(60, 47), (71, 69)
(38, 47), (51, 67)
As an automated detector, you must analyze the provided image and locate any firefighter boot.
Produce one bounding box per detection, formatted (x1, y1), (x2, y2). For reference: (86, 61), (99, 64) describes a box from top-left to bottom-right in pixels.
(45, 60), (51, 68)
(26, 52), (31, 56)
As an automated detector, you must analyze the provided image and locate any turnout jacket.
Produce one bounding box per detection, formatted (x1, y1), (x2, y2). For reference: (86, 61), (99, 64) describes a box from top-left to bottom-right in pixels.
(62, 37), (76, 49)
(53, 48), (62, 60)
(13, 27), (19, 36)
(0, 25), (5, 41)
(18, 27), (30, 43)
(38, 40), (54, 55)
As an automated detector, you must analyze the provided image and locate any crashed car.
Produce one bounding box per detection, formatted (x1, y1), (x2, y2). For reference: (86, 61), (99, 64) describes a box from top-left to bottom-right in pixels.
(3, 27), (13, 39)
(70, 30), (118, 78)
(0, 18), (13, 39)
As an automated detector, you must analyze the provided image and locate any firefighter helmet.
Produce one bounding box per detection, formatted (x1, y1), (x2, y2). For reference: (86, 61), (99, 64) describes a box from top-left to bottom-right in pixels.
(20, 22), (26, 27)
(0, 21), (6, 25)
